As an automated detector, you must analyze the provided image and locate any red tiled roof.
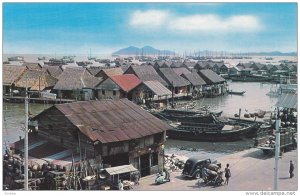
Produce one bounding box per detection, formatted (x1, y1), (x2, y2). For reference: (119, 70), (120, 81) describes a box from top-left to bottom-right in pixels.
(110, 74), (142, 92)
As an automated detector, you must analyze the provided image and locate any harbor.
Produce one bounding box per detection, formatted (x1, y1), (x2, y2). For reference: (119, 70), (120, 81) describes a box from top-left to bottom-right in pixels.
(2, 2), (298, 193)
(2, 80), (297, 191)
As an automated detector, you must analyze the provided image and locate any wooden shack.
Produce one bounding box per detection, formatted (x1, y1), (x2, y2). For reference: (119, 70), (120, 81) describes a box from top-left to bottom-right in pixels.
(32, 99), (170, 177)
(53, 67), (101, 100)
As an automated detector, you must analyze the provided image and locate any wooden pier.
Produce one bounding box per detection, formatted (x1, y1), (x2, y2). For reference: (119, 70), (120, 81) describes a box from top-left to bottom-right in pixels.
(3, 96), (75, 104)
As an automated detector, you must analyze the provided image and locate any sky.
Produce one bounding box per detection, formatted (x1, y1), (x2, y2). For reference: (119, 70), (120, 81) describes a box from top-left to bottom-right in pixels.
(3, 2), (298, 55)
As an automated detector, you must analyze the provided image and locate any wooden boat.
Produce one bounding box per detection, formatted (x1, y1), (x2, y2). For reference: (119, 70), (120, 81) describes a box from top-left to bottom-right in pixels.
(151, 109), (222, 124)
(228, 90), (246, 95)
(166, 120), (261, 142)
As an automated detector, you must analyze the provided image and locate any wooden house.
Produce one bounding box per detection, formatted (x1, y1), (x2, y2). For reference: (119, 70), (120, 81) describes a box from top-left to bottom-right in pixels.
(96, 74), (141, 100)
(198, 69), (227, 97)
(15, 69), (58, 96)
(95, 67), (124, 80)
(153, 61), (171, 70)
(3, 65), (26, 96)
(124, 65), (168, 86)
(212, 62), (225, 74)
(194, 61), (213, 71)
(157, 68), (190, 97)
(53, 67), (101, 101)
(181, 72), (206, 95)
(42, 65), (63, 79)
(31, 99), (170, 177)
(183, 62), (196, 70)
(23, 62), (43, 70)
(87, 66), (103, 76)
(229, 66), (241, 76)
(131, 80), (172, 107)
(172, 67), (191, 76)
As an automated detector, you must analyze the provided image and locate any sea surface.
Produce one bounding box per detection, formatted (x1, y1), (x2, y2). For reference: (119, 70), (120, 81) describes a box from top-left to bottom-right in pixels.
(2, 82), (279, 159)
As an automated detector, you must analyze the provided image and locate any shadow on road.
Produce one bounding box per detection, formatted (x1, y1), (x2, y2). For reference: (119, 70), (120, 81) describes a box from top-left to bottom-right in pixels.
(279, 177), (291, 180)
(242, 149), (273, 160)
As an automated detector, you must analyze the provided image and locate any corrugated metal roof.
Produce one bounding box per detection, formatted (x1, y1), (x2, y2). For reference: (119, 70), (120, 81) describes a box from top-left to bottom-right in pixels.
(104, 164), (138, 175)
(110, 74), (142, 92)
(143, 80), (172, 96)
(47, 99), (171, 143)
(276, 93), (297, 109)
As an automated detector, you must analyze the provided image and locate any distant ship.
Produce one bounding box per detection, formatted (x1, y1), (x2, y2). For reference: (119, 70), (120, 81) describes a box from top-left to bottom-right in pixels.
(8, 56), (24, 61)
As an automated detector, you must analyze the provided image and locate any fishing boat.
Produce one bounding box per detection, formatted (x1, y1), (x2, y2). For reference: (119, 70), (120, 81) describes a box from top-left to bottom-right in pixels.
(151, 109), (222, 124)
(228, 90), (246, 95)
(166, 120), (261, 142)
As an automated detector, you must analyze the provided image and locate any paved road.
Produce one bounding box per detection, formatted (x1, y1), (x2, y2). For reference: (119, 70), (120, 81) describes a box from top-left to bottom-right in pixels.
(132, 148), (297, 191)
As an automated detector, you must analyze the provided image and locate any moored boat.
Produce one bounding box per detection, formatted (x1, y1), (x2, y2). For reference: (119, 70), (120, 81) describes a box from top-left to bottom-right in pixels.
(228, 90), (246, 95)
(151, 109), (222, 124)
(166, 120), (261, 142)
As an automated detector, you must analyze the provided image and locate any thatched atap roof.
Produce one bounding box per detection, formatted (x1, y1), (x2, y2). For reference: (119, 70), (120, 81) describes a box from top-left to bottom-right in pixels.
(23, 62), (43, 70)
(172, 68), (191, 76)
(124, 65), (168, 86)
(54, 67), (102, 90)
(142, 80), (172, 96)
(42, 66), (63, 79)
(15, 69), (58, 90)
(87, 66), (103, 76)
(158, 68), (190, 87)
(198, 69), (225, 84)
(3, 65), (26, 86)
(181, 72), (206, 86)
(95, 67), (124, 78)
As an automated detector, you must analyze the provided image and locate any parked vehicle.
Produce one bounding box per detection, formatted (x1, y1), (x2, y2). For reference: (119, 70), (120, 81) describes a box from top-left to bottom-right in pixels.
(182, 158), (212, 179)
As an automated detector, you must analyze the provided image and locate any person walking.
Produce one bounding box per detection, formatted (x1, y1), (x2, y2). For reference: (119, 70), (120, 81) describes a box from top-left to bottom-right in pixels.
(224, 163), (231, 185)
(289, 160), (294, 178)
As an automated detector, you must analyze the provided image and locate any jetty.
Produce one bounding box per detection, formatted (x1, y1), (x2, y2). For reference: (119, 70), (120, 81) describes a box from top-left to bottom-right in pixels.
(3, 96), (75, 104)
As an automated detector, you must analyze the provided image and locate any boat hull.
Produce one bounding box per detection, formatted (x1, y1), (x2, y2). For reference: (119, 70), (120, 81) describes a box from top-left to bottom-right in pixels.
(167, 124), (259, 142)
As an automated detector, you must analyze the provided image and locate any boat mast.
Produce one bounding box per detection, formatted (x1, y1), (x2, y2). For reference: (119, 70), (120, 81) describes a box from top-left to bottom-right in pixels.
(24, 75), (29, 190)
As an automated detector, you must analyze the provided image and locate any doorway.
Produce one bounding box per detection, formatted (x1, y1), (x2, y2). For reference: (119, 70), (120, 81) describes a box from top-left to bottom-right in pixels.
(140, 153), (150, 177)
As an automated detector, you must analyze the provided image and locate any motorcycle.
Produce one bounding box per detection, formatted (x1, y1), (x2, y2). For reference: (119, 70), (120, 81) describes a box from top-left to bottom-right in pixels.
(201, 168), (224, 186)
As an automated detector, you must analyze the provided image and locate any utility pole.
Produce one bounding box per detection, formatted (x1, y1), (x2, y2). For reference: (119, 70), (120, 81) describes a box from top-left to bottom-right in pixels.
(171, 81), (174, 109)
(274, 108), (281, 190)
(24, 75), (29, 190)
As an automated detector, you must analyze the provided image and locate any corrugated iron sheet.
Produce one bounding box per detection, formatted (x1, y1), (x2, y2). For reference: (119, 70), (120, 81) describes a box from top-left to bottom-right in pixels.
(105, 164), (137, 175)
(53, 99), (171, 143)
(110, 74), (141, 92)
(143, 80), (172, 96)
(276, 93), (297, 109)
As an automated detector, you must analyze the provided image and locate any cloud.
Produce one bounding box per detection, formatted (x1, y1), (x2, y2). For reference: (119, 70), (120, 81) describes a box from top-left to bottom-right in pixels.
(129, 10), (169, 27)
(129, 9), (262, 33)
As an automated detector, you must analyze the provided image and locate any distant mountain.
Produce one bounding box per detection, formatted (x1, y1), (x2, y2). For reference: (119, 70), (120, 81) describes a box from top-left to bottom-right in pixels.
(112, 46), (175, 56)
